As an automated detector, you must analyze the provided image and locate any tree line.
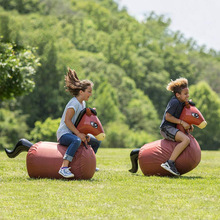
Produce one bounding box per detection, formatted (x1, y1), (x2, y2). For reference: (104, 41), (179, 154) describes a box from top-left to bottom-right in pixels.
(0, 0), (220, 150)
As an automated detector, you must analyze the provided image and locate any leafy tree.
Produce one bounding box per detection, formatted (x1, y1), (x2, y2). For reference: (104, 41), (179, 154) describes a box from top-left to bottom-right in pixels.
(116, 76), (137, 112)
(30, 117), (60, 142)
(128, 130), (157, 148)
(189, 52), (220, 94)
(0, 40), (39, 101)
(93, 81), (124, 125)
(163, 45), (196, 83)
(0, 0), (40, 14)
(103, 121), (157, 148)
(39, 0), (77, 20)
(102, 121), (132, 148)
(20, 41), (61, 127)
(143, 70), (170, 116)
(0, 15), (11, 42)
(0, 108), (29, 149)
(190, 81), (220, 150)
(1, 0), (220, 150)
(125, 89), (160, 137)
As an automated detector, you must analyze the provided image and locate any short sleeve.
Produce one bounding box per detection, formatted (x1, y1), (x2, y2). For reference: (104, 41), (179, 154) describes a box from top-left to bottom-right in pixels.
(67, 105), (77, 112)
(66, 98), (78, 112)
(166, 99), (179, 116)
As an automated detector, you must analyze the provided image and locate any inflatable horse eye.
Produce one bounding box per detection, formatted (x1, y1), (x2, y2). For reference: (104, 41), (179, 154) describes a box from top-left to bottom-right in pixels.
(192, 112), (199, 118)
(5, 108), (105, 180)
(91, 121), (98, 128)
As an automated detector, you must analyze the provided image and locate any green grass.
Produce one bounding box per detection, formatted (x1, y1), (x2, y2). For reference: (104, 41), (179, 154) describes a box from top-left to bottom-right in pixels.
(0, 148), (219, 220)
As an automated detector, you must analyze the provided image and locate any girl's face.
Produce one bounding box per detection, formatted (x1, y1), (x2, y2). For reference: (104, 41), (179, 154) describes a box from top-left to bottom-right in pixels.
(176, 87), (189, 102)
(81, 85), (93, 101)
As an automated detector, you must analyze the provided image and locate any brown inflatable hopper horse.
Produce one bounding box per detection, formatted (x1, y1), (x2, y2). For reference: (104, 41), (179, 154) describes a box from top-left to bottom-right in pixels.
(129, 101), (207, 176)
(5, 108), (105, 180)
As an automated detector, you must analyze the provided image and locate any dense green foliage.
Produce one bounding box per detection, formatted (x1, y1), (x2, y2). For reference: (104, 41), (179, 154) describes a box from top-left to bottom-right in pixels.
(0, 39), (39, 100)
(30, 117), (60, 143)
(190, 82), (220, 149)
(0, 0), (220, 150)
(0, 108), (28, 149)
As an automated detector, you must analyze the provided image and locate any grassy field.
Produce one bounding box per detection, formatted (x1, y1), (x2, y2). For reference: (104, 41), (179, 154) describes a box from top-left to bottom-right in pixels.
(0, 148), (219, 220)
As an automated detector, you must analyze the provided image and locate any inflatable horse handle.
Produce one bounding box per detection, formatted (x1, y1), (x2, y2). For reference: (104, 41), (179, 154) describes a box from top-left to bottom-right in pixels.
(129, 101), (207, 176)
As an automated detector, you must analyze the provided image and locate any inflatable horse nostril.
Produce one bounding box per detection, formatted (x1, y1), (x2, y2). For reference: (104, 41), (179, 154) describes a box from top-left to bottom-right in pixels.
(197, 121), (207, 129)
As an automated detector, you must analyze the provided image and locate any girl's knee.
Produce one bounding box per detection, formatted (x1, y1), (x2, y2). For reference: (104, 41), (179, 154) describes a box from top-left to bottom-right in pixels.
(68, 137), (81, 153)
(75, 137), (82, 146)
(184, 136), (190, 145)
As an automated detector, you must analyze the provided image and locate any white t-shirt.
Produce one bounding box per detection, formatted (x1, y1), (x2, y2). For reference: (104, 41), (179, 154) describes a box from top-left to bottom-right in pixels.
(57, 97), (86, 141)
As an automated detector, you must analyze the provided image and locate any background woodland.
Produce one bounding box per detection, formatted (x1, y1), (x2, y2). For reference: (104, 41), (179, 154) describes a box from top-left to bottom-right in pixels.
(1, 0), (220, 150)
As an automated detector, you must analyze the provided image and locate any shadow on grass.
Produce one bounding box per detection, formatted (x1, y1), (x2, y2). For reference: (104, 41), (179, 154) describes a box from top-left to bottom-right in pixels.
(129, 172), (204, 179)
(26, 177), (97, 182)
(179, 176), (203, 179)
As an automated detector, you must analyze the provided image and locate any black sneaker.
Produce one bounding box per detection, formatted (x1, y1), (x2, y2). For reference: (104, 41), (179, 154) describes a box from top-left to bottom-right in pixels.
(161, 160), (180, 176)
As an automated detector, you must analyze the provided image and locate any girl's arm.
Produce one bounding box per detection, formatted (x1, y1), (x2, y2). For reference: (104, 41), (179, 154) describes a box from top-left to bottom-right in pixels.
(165, 112), (190, 130)
(64, 108), (87, 142)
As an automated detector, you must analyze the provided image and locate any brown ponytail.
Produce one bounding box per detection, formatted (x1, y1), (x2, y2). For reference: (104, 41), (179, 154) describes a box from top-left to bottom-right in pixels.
(65, 68), (93, 96)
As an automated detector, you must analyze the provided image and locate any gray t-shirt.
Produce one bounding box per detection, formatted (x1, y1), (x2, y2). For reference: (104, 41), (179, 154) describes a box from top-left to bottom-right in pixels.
(57, 97), (86, 141)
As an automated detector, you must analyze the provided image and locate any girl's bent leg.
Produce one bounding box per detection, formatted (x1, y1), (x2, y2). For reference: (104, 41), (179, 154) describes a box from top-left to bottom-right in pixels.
(59, 133), (82, 162)
(170, 131), (190, 161)
(58, 133), (81, 178)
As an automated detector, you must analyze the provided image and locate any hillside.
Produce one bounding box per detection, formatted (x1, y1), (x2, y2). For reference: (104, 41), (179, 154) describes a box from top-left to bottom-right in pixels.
(0, 0), (220, 150)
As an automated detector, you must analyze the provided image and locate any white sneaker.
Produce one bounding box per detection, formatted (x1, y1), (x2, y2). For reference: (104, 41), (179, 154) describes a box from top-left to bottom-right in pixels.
(95, 167), (100, 172)
(58, 167), (74, 178)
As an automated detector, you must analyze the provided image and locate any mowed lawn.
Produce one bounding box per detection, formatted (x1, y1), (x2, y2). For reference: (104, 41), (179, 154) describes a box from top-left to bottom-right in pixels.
(0, 148), (219, 220)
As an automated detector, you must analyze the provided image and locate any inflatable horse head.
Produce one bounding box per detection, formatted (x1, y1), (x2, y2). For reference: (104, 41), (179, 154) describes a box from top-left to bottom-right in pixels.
(129, 101), (207, 176)
(177, 101), (207, 133)
(75, 108), (105, 141)
(5, 108), (105, 180)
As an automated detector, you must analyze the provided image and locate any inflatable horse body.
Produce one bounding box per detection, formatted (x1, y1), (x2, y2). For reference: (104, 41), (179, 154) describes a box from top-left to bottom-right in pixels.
(129, 102), (207, 176)
(5, 108), (105, 180)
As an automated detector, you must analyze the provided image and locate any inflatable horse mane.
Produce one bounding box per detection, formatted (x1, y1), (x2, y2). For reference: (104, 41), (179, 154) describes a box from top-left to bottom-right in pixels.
(129, 101), (207, 176)
(5, 108), (105, 180)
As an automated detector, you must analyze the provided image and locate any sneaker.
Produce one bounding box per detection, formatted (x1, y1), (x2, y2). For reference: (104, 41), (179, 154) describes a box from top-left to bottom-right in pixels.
(95, 167), (100, 172)
(58, 167), (74, 178)
(161, 160), (180, 176)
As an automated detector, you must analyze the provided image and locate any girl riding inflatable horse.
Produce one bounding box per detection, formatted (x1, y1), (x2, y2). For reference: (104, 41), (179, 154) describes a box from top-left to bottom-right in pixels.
(5, 107), (105, 180)
(5, 68), (105, 180)
(129, 78), (207, 176)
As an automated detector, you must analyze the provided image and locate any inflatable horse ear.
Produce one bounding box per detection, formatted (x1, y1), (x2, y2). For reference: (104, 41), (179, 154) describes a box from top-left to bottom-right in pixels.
(5, 108), (105, 180)
(129, 101), (207, 176)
